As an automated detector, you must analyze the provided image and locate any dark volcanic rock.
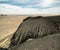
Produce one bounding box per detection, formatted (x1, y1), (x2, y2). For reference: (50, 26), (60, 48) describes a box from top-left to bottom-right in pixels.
(9, 16), (58, 48)
(12, 34), (60, 50)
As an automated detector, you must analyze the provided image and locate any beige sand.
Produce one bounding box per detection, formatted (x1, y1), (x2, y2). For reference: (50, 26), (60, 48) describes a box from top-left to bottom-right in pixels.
(0, 15), (28, 48)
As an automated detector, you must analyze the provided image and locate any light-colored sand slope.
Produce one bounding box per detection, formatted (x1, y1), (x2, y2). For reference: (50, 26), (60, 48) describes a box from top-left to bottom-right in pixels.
(0, 15), (28, 48)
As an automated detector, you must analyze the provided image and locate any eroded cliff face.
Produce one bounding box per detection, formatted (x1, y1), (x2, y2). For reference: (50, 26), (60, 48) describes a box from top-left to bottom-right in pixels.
(11, 33), (60, 50)
(9, 16), (60, 49)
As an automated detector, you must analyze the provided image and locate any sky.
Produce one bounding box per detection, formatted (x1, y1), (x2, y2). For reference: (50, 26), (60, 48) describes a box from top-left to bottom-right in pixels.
(0, 0), (60, 14)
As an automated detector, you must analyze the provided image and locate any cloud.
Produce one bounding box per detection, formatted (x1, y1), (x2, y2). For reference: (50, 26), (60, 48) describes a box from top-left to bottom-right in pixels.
(11, 0), (37, 4)
(42, 7), (60, 14)
(0, 4), (60, 15)
(10, 0), (60, 8)
(38, 0), (54, 7)
(0, 0), (8, 2)
(0, 4), (41, 14)
(0, 0), (60, 9)
(26, 0), (60, 8)
(13, 0), (29, 3)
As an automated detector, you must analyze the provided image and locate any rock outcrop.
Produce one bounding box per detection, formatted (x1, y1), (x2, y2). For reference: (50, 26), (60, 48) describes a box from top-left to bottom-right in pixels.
(9, 16), (58, 49)
(12, 34), (60, 50)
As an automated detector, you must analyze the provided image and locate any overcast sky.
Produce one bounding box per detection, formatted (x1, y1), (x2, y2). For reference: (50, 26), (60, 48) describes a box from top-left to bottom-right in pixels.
(0, 0), (60, 14)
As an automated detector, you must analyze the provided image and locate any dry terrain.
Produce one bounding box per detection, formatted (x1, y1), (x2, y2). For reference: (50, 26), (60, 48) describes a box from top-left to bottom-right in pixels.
(0, 15), (60, 48)
(0, 15), (28, 48)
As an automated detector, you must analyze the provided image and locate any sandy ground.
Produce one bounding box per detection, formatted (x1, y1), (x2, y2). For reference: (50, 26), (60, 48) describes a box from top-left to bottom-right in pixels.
(0, 15), (28, 48)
